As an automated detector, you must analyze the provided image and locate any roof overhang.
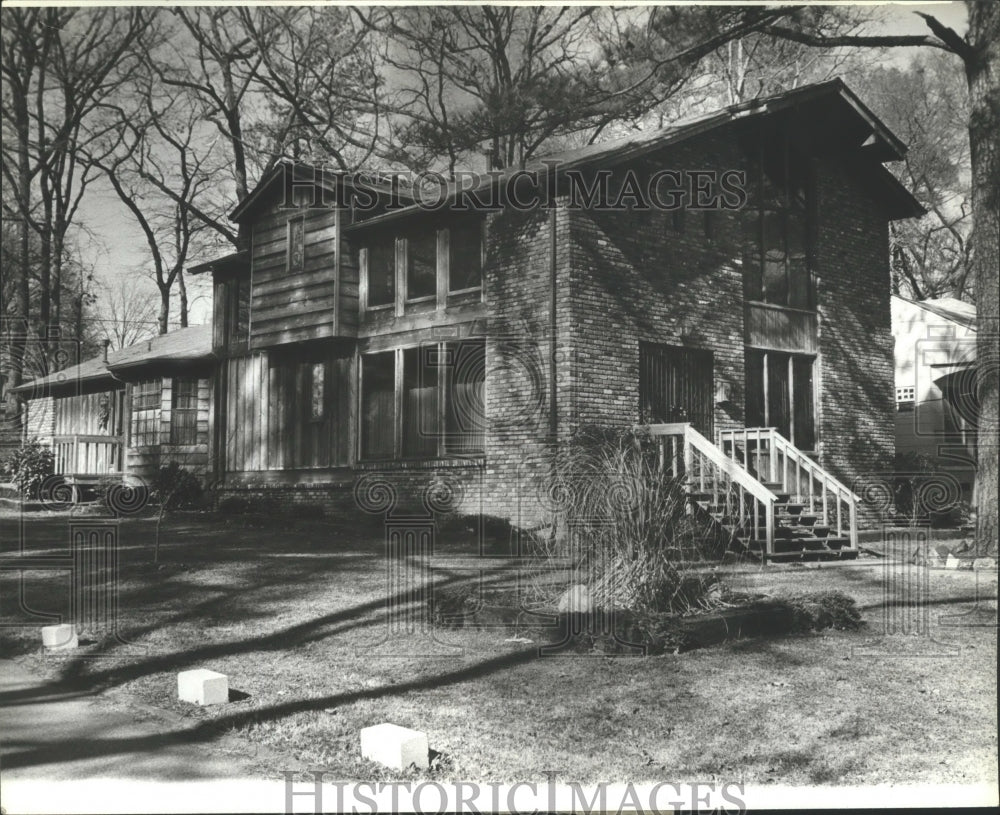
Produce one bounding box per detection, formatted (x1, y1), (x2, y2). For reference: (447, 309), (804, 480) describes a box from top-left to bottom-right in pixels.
(345, 78), (924, 235)
(188, 250), (249, 276)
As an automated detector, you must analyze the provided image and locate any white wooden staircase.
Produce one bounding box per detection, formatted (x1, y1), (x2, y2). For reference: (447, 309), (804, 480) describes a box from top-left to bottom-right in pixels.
(648, 424), (859, 562)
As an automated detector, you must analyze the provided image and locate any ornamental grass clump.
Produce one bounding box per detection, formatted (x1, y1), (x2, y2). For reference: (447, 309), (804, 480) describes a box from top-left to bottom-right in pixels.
(526, 426), (723, 616)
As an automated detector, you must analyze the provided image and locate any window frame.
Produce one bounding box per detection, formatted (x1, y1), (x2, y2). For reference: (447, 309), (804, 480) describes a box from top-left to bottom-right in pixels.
(745, 348), (818, 451)
(358, 340), (486, 462)
(130, 378), (161, 448)
(361, 239), (397, 311)
(287, 214), (306, 273)
(170, 377), (199, 445)
(743, 131), (816, 311)
(447, 220), (485, 295)
(404, 232), (438, 304)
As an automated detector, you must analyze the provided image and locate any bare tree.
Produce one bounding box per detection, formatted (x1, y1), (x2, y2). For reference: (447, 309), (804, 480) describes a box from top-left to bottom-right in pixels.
(1, 7), (149, 414)
(96, 277), (158, 350)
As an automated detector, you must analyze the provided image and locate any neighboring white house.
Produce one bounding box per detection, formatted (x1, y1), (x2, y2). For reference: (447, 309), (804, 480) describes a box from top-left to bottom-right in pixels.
(891, 295), (978, 501)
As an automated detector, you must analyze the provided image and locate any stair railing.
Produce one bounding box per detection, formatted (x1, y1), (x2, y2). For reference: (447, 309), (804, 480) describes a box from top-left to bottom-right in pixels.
(718, 428), (858, 549)
(647, 423), (777, 556)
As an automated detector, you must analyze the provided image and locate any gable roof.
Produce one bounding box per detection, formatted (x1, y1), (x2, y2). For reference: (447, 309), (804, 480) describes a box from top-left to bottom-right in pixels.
(229, 161), (417, 224)
(895, 295), (977, 331)
(345, 78), (924, 235)
(10, 324), (213, 395)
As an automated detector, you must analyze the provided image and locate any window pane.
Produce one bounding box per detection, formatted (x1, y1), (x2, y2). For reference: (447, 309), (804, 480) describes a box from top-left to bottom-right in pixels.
(741, 209), (762, 301)
(132, 379), (160, 447)
(449, 222), (483, 291)
(407, 233), (437, 299)
(367, 242), (395, 307)
(171, 378), (198, 444)
(787, 209), (811, 309)
(445, 341), (485, 454)
(762, 211), (787, 304)
(361, 352), (395, 458)
(288, 217), (305, 271)
(310, 363), (325, 420)
(403, 347), (438, 457)
(792, 357), (815, 449)
(745, 350), (766, 428)
(767, 353), (791, 440)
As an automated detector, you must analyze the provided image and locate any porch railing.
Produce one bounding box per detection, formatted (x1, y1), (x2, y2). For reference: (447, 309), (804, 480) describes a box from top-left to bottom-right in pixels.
(647, 423), (777, 555)
(53, 434), (124, 475)
(717, 428), (858, 549)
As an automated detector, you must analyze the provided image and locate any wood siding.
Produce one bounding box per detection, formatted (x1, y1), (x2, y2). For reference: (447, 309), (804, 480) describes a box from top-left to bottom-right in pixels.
(125, 376), (211, 482)
(249, 187), (349, 347)
(222, 349), (352, 473)
(54, 389), (126, 437)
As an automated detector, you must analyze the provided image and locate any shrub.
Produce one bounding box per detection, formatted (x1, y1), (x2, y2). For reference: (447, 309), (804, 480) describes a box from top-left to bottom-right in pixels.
(892, 451), (966, 527)
(526, 426), (720, 615)
(152, 462), (203, 510)
(2, 439), (55, 500)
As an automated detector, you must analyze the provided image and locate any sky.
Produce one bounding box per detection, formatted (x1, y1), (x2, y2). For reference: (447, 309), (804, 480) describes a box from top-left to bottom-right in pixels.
(72, 0), (971, 333)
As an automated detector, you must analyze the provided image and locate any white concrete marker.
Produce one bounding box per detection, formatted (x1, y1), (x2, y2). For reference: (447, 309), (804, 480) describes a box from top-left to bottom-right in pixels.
(177, 668), (229, 705)
(360, 723), (429, 770)
(41, 624), (78, 651)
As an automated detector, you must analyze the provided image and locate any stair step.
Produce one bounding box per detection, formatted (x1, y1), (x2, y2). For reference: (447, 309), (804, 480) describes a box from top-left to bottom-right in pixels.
(777, 514), (818, 526)
(775, 503), (807, 515)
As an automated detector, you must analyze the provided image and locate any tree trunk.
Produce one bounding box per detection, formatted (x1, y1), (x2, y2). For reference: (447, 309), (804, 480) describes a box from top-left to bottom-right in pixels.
(178, 269), (189, 328)
(157, 286), (170, 335)
(965, 1), (999, 555)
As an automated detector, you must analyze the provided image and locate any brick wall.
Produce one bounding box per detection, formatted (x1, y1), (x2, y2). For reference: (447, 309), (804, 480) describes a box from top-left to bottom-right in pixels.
(813, 158), (896, 515)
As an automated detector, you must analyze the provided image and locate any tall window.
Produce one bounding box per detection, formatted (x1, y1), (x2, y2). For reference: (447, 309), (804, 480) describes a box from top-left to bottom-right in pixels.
(309, 362), (326, 420)
(288, 216), (305, 271)
(225, 275), (250, 345)
(360, 342), (486, 460)
(366, 241), (395, 307)
(403, 347), (437, 456)
(443, 340), (486, 454)
(745, 349), (816, 450)
(449, 221), (483, 292)
(406, 232), (437, 300)
(171, 378), (199, 444)
(743, 133), (814, 310)
(361, 352), (395, 458)
(131, 379), (160, 447)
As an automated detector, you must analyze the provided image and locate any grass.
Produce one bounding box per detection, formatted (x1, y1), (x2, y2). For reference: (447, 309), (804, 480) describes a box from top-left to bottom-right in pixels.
(1, 507), (996, 786)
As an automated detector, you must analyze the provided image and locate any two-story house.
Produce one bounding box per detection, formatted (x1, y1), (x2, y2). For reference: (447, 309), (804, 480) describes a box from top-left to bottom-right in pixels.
(190, 78), (922, 558)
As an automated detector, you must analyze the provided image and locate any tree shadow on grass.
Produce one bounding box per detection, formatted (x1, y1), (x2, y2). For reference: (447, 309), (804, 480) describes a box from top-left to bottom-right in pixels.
(1, 643), (541, 772)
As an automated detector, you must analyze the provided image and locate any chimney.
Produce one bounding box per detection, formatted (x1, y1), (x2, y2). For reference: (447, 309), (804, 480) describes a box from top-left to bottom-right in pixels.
(102, 339), (110, 363)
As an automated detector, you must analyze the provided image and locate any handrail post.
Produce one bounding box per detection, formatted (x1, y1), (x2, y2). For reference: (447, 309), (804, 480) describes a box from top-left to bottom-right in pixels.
(683, 426), (693, 485)
(849, 499), (858, 550)
(765, 500), (774, 558)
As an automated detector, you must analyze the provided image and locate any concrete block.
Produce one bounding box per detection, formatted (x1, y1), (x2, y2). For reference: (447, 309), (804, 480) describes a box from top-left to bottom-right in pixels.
(557, 584), (592, 613)
(41, 624), (78, 650)
(972, 557), (997, 571)
(177, 669), (229, 706)
(360, 723), (429, 770)
(945, 554), (961, 570)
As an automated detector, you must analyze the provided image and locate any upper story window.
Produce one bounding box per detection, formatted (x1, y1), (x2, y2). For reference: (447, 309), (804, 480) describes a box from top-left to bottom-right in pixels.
(217, 274), (250, 349)
(366, 240), (395, 308)
(288, 216), (305, 272)
(362, 219), (484, 312)
(406, 232), (437, 301)
(449, 221), (483, 292)
(743, 134), (815, 310)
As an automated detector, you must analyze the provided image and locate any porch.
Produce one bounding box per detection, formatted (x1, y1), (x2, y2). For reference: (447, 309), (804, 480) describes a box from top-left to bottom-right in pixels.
(52, 434), (125, 501)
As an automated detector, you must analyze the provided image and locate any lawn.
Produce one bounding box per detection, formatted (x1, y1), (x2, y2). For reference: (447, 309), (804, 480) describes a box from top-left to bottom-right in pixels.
(0, 506), (996, 787)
